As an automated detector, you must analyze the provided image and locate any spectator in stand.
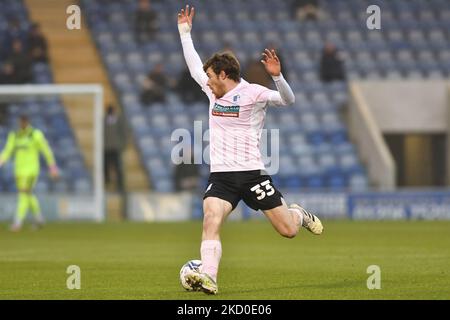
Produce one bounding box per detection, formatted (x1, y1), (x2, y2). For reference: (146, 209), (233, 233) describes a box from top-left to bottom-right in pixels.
(291, 0), (324, 21)
(243, 57), (273, 88)
(319, 42), (346, 82)
(7, 39), (32, 84)
(104, 104), (127, 192)
(0, 62), (18, 126)
(176, 68), (206, 104)
(0, 62), (19, 84)
(140, 63), (170, 106)
(27, 23), (48, 63)
(2, 19), (27, 59)
(135, 0), (158, 44)
(174, 148), (200, 192)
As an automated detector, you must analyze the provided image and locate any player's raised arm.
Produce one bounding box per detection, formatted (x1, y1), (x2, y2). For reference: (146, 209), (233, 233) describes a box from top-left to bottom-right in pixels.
(177, 5), (209, 92)
(261, 48), (295, 106)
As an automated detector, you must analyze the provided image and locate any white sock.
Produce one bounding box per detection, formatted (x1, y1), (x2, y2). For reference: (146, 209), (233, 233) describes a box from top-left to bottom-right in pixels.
(289, 207), (303, 227)
(200, 240), (222, 282)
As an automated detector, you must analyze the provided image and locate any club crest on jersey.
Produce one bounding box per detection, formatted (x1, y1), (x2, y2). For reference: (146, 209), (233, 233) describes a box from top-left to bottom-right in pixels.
(212, 103), (240, 117)
(232, 94), (240, 103)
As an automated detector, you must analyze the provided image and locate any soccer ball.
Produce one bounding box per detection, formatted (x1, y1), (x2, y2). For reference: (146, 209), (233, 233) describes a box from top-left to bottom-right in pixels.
(179, 259), (202, 291)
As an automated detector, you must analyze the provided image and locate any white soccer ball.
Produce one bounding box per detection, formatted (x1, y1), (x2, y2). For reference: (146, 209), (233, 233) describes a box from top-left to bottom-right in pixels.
(180, 259), (202, 291)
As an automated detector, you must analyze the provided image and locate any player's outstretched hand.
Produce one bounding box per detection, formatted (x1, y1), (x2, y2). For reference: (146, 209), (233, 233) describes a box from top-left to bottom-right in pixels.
(49, 165), (59, 180)
(261, 48), (281, 77)
(177, 4), (195, 28)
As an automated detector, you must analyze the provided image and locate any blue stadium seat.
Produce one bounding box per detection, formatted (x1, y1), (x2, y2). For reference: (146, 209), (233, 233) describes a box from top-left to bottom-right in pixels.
(349, 173), (369, 191)
(328, 174), (347, 189)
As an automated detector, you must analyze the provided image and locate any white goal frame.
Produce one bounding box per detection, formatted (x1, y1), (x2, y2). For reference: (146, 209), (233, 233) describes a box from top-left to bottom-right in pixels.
(0, 84), (104, 221)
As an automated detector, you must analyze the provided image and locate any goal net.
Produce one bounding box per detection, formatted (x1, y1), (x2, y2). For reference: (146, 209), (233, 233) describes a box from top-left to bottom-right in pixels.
(0, 84), (104, 222)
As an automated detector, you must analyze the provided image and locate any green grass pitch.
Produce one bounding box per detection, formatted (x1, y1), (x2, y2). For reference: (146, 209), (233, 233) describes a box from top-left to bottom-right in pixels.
(0, 220), (449, 299)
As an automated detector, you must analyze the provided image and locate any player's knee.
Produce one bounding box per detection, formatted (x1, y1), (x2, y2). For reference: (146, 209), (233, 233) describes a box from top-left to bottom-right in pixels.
(203, 210), (221, 229)
(279, 226), (298, 239)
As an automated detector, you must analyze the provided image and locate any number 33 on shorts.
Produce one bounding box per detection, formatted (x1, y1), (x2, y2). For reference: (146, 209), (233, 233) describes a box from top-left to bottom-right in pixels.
(250, 180), (275, 200)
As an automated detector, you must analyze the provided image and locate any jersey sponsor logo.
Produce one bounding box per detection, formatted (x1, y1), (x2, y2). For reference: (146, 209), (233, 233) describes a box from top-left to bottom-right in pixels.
(211, 103), (240, 117)
(15, 139), (33, 151)
(15, 145), (31, 151)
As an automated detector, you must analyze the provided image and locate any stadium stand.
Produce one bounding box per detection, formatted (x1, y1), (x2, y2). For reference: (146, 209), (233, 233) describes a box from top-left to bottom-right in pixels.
(0, 0), (91, 193)
(81, 0), (449, 193)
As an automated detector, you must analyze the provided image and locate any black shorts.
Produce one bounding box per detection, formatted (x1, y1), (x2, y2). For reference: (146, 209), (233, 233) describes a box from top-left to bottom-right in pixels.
(203, 170), (283, 211)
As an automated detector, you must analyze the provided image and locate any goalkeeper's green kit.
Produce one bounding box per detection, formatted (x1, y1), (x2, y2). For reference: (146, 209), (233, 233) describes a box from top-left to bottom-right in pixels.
(0, 125), (56, 227)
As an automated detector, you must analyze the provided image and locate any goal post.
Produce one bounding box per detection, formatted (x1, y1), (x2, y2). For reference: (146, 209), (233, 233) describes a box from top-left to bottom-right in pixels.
(0, 84), (105, 222)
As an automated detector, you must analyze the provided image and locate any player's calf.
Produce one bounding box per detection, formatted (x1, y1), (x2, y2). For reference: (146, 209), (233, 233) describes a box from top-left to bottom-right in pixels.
(263, 204), (300, 239)
(202, 211), (222, 239)
(202, 197), (232, 240)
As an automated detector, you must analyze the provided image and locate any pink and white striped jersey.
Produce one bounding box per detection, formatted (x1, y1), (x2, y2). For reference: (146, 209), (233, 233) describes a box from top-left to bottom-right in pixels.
(179, 28), (295, 173)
